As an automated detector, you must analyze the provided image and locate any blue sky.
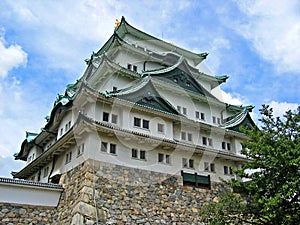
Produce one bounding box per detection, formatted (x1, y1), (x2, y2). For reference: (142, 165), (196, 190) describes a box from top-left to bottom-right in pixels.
(0, 0), (299, 178)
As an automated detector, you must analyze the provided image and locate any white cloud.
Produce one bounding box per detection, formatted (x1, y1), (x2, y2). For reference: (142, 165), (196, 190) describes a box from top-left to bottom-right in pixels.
(268, 101), (299, 118)
(234, 0), (300, 73)
(0, 34), (27, 78)
(212, 87), (248, 106)
(206, 38), (231, 74)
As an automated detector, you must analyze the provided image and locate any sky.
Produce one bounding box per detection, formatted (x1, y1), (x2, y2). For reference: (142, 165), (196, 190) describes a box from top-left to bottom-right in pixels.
(0, 0), (299, 178)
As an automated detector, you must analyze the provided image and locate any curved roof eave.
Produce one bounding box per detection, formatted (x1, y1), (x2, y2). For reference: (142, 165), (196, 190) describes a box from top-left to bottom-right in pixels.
(114, 16), (207, 66)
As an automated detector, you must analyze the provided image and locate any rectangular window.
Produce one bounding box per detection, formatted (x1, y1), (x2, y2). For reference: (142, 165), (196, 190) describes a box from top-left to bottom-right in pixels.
(140, 150), (146, 160)
(132, 148), (138, 158)
(227, 143), (231, 151)
(110, 143), (116, 154)
(165, 154), (170, 164)
(133, 65), (137, 72)
(224, 166), (228, 174)
(217, 118), (221, 124)
(182, 107), (187, 115)
(210, 163), (215, 172)
(212, 116), (216, 124)
(103, 112), (109, 122)
(111, 114), (118, 124)
(202, 137), (207, 145)
(182, 158), (188, 168)
(177, 106), (181, 112)
(60, 128), (63, 136)
(181, 132), (186, 140)
(229, 167), (233, 175)
(134, 117), (141, 127)
(142, 120), (149, 129)
(195, 111), (200, 119)
(101, 142), (108, 152)
(208, 138), (213, 146)
(158, 153), (164, 163)
(113, 86), (118, 91)
(157, 123), (164, 132)
(65, 123), (68, 132)
(222, 141), (226, 150)
(77, 143), (84, 156)
(188, 133), (193, 142)
(204, 162), (209, 171)
(127, 64), (132, 70)
(189, 159), (194, 168)
(200, 113), (205, 120)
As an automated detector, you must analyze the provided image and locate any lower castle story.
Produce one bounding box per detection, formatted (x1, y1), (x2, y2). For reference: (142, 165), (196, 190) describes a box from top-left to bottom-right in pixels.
(1, 159), (231, 225)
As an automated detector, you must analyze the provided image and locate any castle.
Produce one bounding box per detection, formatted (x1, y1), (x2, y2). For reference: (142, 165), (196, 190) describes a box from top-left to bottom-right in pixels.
(1, 17), (255, 224)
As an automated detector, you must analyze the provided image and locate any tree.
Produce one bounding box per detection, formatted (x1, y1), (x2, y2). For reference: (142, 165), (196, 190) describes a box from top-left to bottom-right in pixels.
(200, 105), (300, 225)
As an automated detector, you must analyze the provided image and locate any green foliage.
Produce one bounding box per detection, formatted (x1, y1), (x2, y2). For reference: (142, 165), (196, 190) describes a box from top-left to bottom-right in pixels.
(199, 193), (251, 224)
(200, 105), (300, 225)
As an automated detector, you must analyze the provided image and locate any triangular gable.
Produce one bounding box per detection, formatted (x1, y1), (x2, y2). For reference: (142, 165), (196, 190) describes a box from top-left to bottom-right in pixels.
(107, 77), (179, 115)
(143, 58), (216, 99)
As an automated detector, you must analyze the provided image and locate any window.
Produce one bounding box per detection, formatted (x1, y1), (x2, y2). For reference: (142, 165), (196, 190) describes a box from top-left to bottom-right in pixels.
(65, 151), (72, 164)
(132, 148), (138, 158)
(229, 167), (233, 175)
(204, 162), (215, 172)
(227, 143), (231, 151)
(158, 153), (164, 163)
(111, 114), (118, 124)
(110, 144), (116, 154)
(177, 106), (181, 112)
(77, 143), (84, 156)
(60, 128), (63, 136)
(133, 65), (137, 72)
(203, 137), (213, 146)
(204, 162), (209, 171)
(210, 163), (215, 172)
(43, 167), (49, 178)
(165, 154), (170, 164)
(208, 138), (213, 146)
(217, 118), (221, 125)
(195, 111), (200, 119)
(101, 142), (108, 152)
(222, 142), (226, 150)
(157, 123), (164, 133)
(188, 133), (193, 142)
(113, 86), (118, 91)
(222, 141), (231, 150)
(127, 64), (132, 70)
(140, 150), (146, 160)
(212, 116), (216, 124)
(134, 117), (141, 127)
(182, 107), (187, 115)
(103, 112), (109, 122)
(158, 153), (170, 164)
(224, 166), (228, 174)
(200, 113), (205, 120)
(142, 120), (149, 129)
(134, 117), (149, 129)
(183, 158), (194, 168)
(182, 158), (187, 168)
(181, 132), (186, 140)
(202, 137), (207, 145)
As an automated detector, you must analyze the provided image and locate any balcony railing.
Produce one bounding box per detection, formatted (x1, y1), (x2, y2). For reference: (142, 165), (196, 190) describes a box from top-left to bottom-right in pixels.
(181, 170), (211, 189)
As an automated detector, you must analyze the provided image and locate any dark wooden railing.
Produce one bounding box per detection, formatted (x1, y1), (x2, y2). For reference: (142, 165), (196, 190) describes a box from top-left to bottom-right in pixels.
(181, 171), (211, 189)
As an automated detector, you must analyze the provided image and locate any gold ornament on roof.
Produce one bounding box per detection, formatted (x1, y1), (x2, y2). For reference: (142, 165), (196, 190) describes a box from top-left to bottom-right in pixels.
(114, 19), (120, 29)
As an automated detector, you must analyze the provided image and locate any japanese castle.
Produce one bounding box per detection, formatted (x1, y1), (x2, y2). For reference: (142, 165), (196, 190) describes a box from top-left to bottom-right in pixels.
(13, 17), (255, 187)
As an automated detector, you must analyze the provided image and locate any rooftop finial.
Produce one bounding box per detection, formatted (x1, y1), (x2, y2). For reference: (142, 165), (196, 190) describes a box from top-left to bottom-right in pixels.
(114, 19), (120, 29)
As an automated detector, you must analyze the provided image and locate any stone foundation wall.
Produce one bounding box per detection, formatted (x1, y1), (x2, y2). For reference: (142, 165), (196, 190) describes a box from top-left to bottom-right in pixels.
(0, 203), (57, 224)
(57, 160), (231, 224)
